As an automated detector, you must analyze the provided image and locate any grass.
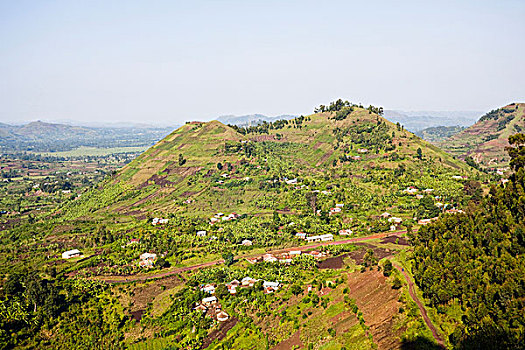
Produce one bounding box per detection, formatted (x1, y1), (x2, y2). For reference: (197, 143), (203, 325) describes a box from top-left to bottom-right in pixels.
(127, 337), (171, 350)
(149, 284), (184, 318)
(324, 301), (345, 318)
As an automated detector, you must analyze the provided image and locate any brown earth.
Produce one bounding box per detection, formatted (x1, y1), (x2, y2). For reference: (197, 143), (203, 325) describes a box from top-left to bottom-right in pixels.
(117, 275), (182, 317)
(345, 243), (395, 265)
(380, 235), (409, 246)
(318, 255), (345, 269)
(346, 269), (403, 350)
(316, 150), (333, 166)
(271, 330), (302, 350)
(201, 317), (238, 349)
(130, 310), (145, 322)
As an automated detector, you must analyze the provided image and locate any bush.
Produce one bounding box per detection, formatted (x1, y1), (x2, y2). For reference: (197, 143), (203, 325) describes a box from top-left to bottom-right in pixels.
(392, 276), (402, 289)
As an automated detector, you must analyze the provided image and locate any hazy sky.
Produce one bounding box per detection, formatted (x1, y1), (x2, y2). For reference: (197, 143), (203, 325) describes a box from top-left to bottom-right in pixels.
(1, 0), (524, 125)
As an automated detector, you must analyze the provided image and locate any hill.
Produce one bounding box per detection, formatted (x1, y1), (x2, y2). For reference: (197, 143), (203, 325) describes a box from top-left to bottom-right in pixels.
(62, 103), (477, 221)
(415, 125), (465, 143)
(440, 103), (525, 168)
(0, 120), (174, 152)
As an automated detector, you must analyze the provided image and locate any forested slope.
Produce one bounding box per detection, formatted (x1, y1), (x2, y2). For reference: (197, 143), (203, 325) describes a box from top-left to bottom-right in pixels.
(411, 134), (525, 349)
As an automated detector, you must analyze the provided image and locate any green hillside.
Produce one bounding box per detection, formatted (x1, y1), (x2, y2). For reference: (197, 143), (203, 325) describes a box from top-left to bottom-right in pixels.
(62, 104), (476, 221)
(440, 103), (525, 168)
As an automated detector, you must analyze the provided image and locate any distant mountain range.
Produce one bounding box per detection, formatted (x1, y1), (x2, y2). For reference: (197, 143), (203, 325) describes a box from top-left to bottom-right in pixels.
(215, 111), (482, 132)
(383, 110), (482, 132)
(0, 120), (175, 152)
(216, 114), (296, 126)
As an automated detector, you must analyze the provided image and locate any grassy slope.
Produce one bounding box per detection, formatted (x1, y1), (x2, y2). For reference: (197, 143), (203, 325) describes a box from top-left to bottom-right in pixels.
(61, 108), (475, 220)
(440, 103), (525, 167)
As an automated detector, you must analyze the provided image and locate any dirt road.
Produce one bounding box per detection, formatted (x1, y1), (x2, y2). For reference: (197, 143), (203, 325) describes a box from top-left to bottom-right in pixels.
(97, 231), (407, 284)
(393, 263), (446, 348)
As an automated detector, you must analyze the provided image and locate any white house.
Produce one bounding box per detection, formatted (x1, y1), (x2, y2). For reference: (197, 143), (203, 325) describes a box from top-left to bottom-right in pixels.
(305, 234), (334, 243)
(140, 252), (157, 261)
(197, 230), (207, 237)
(263, 281), (280, 289)
(62, 249), (81, 259)
(202, 296), (217, 305)
(241, 239), (253, 246)
(201, 284), (216, 294)
(295, 232), (307, 239)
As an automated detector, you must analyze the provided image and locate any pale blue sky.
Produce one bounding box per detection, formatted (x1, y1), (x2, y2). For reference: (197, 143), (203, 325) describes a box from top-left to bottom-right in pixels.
(1, 0), (524, 124)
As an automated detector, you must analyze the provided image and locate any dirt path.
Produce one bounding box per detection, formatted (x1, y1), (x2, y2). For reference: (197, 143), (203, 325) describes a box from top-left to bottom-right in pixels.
(393, 263), (445, 348)
(96, 231), (409, 284)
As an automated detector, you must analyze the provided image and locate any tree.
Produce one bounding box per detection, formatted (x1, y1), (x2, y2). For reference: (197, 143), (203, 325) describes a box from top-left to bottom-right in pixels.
(392, 276), (402, 289)
(156, 257), (170, 268)
(217, 162), (223, 170)
(178, 153), (186, 166)
(506, 133), (525, 171)
(383, 260), (393, 277)
(215, 284), (229, 299)
(222, 252), (234, 267)
(290, 284), (303, 296)
(416, 147), (423, 160)
(305, 192), (318, 214)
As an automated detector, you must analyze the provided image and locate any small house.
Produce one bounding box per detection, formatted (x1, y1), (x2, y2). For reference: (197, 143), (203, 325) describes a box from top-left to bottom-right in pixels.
(241, 239), (253, 246)
(197, 230), (207, 237)
(194, 304), (208, 312)
(305, 234), (333, 243)
(140, 252), (157, 261)
(202, 296), (217, 306)
(216, 311), (229, 322)
(201, 284), (216, 294)
(62, 249), (81, 259)
(241, 277), (258, 287)
(295, 232), (307, 239)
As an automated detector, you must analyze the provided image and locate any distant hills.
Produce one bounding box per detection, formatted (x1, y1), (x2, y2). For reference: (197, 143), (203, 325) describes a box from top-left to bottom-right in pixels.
(440, 103), (525, 168)
(0, 120), (175, 152)
(415, 126), (466, 143)
(216, 114), (296, 126)
(383, 110), (481, 132)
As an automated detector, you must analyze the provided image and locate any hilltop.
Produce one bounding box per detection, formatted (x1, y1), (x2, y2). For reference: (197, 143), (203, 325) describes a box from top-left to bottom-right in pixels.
(216, 114), (296, 126)
(62, 102), (476, 221)
(440, 103), (525, 168)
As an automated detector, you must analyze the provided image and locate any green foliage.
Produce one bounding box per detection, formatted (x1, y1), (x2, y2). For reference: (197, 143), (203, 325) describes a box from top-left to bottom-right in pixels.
(391, 277), (402, 290)
(412, 164), (525, 348)
(383, 260), (393, 277)
(222, 252), (235, 267)
(507, 133), (525, 171)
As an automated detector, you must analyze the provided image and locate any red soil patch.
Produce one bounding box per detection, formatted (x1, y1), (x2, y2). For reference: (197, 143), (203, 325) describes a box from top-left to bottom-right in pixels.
(131, 310), (144, 322)
(346, 269), (403, 349)
(316, 150), (333, 166)
(346, 243), (395, 264)
(318, 255), (345, 269)
(380, 236), (409, 246)
(201, 317), (238, 349)
(271, 330), (302, 350)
